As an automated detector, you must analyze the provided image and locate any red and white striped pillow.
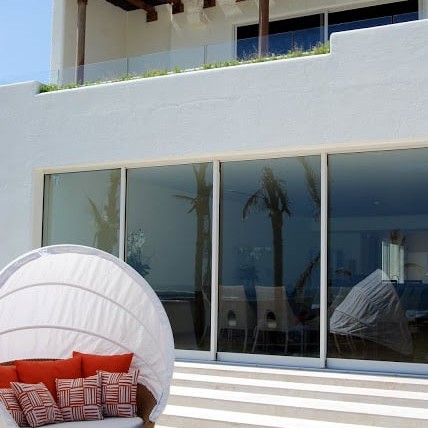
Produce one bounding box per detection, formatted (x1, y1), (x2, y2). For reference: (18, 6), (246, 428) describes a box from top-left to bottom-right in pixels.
(0, 388), (28, 427)
(99, 370), (139, 417)
(10, 382), (63, 428)
(56, 374), (103, 422)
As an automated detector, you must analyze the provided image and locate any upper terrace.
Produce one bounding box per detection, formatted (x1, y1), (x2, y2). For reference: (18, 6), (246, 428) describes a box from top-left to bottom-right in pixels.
(2, 0), (423, 87)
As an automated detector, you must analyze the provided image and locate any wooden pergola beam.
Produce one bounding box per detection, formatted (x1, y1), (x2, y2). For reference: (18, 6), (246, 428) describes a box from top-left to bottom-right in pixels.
(126, 0), (158, 21)
(167, 0), (184, 14)
(76, 0), (88, 84)
(203, 0), (216, 8)
(258, 0), (269, 57)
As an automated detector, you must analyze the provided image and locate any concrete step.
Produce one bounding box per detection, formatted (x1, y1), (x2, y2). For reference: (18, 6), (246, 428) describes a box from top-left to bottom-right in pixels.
(171, 373), (428, 408)
(156, 362), (428, 428)
(173, 361), (428, 392)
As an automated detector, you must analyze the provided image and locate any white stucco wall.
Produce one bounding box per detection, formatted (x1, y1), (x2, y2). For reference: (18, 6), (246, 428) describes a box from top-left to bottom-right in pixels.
(51, 0), (412, 72)
(1, 19), (427, 269)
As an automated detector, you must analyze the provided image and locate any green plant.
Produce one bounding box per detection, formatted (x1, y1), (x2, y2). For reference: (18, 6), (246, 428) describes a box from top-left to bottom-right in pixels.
(39, 43), (331, 93)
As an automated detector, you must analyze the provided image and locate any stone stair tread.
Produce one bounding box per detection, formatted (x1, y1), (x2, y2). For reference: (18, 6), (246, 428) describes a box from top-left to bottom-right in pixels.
(168, 385), (428, 420)
(160, 362), (428, 427)
(172, 372), (428, 401)
(174, 361), (428, 387)
(160, 405), (394, 428)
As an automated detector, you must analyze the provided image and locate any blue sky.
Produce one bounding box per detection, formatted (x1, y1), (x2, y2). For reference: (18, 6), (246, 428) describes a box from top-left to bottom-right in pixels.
(0, 0), (52, 84)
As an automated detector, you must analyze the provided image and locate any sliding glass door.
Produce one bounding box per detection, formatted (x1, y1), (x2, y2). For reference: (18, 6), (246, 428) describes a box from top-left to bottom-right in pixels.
(219, 157), (321, 358)
(41, 148), (428, 370)
(126, 164), (213, 352)
(328, 148), (428, 364)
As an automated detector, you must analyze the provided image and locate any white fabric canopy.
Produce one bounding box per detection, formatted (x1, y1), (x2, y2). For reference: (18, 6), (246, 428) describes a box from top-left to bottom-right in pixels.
(0, 245), (175, 422)
(330, 269), (413, 355)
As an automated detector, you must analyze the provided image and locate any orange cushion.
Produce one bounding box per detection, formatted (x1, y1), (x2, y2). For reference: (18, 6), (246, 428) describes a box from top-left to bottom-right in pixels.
(73, 351), (133, 378)
(15, 357), (82, 400)
(0, 366), (19, 388)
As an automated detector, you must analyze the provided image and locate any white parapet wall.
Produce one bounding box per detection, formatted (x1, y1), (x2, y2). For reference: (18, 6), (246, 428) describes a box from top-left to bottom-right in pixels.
(0, 19), (427, 268)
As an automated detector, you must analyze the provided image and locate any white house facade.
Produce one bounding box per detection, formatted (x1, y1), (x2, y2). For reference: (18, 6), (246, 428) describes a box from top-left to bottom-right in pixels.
(1, 0), (428, 377)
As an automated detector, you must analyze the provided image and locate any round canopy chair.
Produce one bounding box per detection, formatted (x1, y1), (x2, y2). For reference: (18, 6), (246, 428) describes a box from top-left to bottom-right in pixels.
(0, 245), (175, 427)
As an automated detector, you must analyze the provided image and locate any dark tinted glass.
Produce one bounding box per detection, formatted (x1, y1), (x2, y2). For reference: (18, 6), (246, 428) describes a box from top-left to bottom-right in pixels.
(328, 149), (428, 363)
(219, 157), (321, 356)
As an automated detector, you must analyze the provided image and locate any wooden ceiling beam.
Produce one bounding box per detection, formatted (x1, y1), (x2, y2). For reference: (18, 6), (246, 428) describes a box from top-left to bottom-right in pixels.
(203, 0), (216, 8)
(125, 0), (158, 21)
(167, 0), (184, 14)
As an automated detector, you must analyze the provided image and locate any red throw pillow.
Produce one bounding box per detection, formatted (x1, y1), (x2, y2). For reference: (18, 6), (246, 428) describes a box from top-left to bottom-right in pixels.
(0, 388), (28, 426)
(10, 382), (63, 428)
(15, 357), (82, 399)
(0, 366), (19, 388)
(73, 351), (133, 378)
(99, 370), (139, 418)
(56, 374), (103, 422)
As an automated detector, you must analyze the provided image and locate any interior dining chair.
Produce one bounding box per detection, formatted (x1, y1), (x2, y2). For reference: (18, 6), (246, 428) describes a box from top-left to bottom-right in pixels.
(252, 285), (303, 354)
(218, 285), (255, 352)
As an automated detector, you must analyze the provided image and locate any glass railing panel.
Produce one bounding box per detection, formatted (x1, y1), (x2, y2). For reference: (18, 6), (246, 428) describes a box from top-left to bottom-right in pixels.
(236, 36), (259, 60)
(293, 26), (324, 51)
(169, 45), (205, 71)
(393, 12), (419, 23)
(82, 57), (127, 83)
(329, 16), (392, 37)
(268, 32), (293, 56)
(128, 50), (172, 76)
(205, 40), (236, 65)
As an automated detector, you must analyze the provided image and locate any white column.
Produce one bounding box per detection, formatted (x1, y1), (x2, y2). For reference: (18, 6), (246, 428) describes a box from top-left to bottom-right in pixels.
(421, 0), (428, 19)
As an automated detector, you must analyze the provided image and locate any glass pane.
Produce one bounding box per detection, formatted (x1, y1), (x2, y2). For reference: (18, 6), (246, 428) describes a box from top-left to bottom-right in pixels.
(328, 149), (428, 364)
(43, 170), (120, 256)
(126, 164), (213, 351)
(219, 157), (321, 356)
(393, 12), (418, 23)
(328, 16), (392, 37)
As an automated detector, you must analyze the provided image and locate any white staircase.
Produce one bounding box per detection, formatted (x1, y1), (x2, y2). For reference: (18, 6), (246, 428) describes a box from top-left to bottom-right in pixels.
(157, 361), (428, 428)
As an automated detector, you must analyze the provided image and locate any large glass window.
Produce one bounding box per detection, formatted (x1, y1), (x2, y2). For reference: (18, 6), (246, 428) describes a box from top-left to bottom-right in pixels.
(219, 157), (321, 357)
(328, 0), (418, 37)
(43, 169), (121, 255)
(236, 1), (418, 60)
(328, 149), (428, 364)
(126, 164), (212, 351)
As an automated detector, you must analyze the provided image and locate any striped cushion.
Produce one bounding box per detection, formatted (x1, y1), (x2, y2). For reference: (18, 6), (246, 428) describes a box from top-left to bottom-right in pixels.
(10, 382), (63, 428)
(99, 370), (139, 418)
(0, 388), (28, 427)
(56, 374), (103, 422)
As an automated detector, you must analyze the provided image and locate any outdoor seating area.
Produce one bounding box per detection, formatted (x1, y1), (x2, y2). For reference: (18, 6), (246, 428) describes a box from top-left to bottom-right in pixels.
(0, 245), (175, 428)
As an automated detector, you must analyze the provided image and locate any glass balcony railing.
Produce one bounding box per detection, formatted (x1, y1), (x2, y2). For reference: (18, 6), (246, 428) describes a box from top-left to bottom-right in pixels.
(0, 12), (419, 88)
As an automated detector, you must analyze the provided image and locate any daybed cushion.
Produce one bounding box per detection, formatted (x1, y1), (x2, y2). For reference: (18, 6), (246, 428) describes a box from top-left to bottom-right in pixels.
(56, 375), (103, 422)
(0, 367), (19, 388)
(10, 383), (63, 428)
(51, 417), (143, 428)
(15, 358), (82, 399)
(0, 389), (28, 427)
(73, 353), (133, 378)
(99, 371), (138, 418)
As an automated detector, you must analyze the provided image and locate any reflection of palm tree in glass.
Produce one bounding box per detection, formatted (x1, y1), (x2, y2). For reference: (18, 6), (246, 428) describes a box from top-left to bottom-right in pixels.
(87, 171), (120, 253)
(174, 164), (212, 341)
(243, 167), (291, 288)
(293, 157), (320, 298)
